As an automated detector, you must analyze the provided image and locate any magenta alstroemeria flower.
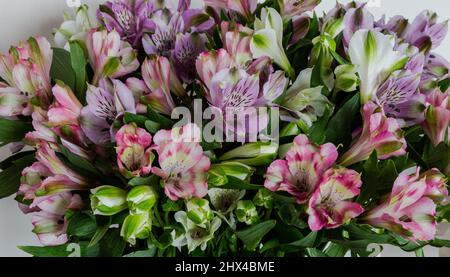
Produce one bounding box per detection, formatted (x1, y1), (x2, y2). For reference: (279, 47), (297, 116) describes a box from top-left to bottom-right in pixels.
(98, 0), (155, 46)
(421, 89), (450, 146)
(152, 124), (211, 201)
(308, 168), (364, 231)
(36, 143), (87, 186)
(116, 123), (154, 178)
(340, 102), (407, 166)
(363, 168), (448, 242)
(30, 192), (83, 246)
(279, 0), (320, 22)
(80, 78), (136, 145)
(204, 0), (257, 19)
(264, 134), (338, 204)
(0, 37), (52, 116)
(403, 10), (448, 51)
(17, 162), (52, 213)
(421, 53), (450, 92)
(127, 55), (184, 116)
(47, 83), (89, 151)
(86, 29), (140, 85)
(141, 1), (214, 82)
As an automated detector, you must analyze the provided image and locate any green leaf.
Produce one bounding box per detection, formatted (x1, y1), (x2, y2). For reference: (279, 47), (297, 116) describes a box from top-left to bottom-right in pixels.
(145, 120), (161, 134)
(88, 217), (112, 248)
(0, 118), (32, 143)
(439, 77), (450, 92)
(99, 228), (126, 257)
(50, 48), (76, 91)
(219, 176), (262, 190)
(324, 242), (348, 257)
(128, 175), (159, 187)
(124, 112), (149, 127)
(19, 242), (100, 257)
(69, 41), (87, 102)
(0, 154), (35, 199)
(306, 248), (328, 257)
(67, 212), (97, 238)
(236, 220), (277, 250)
(281, 231), (318, 252)
(423, 142), (450, 178)
(124, 249), (156, 257)
(147, 106), (174, 129)
(0, 151), (34, 170)
(307, 106), (333, 144)
(325, 93), (360, 147)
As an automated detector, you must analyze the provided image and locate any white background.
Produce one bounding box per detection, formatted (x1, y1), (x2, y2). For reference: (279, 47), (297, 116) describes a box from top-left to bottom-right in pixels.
(0, 0), (449, 257)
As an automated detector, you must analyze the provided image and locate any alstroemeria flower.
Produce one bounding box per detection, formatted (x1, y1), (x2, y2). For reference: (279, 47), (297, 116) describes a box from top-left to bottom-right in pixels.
(342, 5), (374, 48)
(17, 162), (52, 212)
(152, 124), (211, 201)
(420, 53), (450, 93)
(308, 168), (364, 231)
(251, 8), (295, 79)
(80, 78), (136, 145)
(349, 30), (408, 104)
(363, 168), (448, 242)
(36, 143), (87, 186)
(54, 4), (99, 49)
(278, 0), (320, 22)
(340, 102), (407, 166)
(0, 37), (53, 116)
(172, 209), (222, 253)
(204, 0), (257, 19)
(47, 83), (89, 152)
(116, 123), (154, 178)
(30, 192), (83, 246)
(403, 10), (448, 51)
(86, 29), (140, 85)
(142, 1), (214, 82)
(281, 68), (331, 127)
(98, 0), (155, 46)
(421, 89), (450, 146)
(127, 55), (184, 116)
(264, 134), (338, 204)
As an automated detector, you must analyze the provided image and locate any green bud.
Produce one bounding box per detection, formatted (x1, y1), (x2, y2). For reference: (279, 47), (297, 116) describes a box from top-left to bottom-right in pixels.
(90, 186), (128, 216)
(322, 17), (344, 38)
(186, 198), (213, 226)
(127, 186), (157, 214)
(253, 189), (274, 209)
(120, 213), (152, 245)
(208, 162), (255, 187)
(235, 200), (259, 225)
(219, 142), (279, 166)
(334, 64), (358, 92)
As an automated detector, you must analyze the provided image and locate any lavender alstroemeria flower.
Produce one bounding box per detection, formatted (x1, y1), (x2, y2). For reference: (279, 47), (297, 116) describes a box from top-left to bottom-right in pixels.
(98, 0), (155, 46)
(142, 1), (214, 82)
(80, 78), (136, 145)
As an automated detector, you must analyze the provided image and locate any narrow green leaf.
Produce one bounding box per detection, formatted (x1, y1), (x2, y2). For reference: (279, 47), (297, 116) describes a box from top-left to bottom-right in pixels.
(50, 48), (76, 91)
(0, 118), (32, 143)
(236, 220), (277, 250)
(69, 41), (87, 102)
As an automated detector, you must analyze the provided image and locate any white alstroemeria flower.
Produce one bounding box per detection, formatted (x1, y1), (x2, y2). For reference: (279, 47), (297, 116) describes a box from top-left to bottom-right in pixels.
(54, 4), (98, 50)
(348, 29), (408, 104)
(251, 8), (295, 79)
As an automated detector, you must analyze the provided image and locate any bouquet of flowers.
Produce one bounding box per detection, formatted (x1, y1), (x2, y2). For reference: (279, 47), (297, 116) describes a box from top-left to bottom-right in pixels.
(0, 0), (449, 257)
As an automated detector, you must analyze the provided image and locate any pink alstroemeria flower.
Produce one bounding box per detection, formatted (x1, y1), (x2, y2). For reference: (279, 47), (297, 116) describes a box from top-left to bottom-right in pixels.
(363, 168), (448, 242)
(340, 102), (407, 166)
(421, 89), (450, 146)
(264, 134), (338, 204)
(30, 192), (83, 246)
(204, 0), (257, 19)
(127, 55), (184, 116)
(0, 37), (53, 116)
(116, 123), (154, 178)
(152, 124), (211, 201)
(86, 29), (140, 85)
(308, 168), (364, 231)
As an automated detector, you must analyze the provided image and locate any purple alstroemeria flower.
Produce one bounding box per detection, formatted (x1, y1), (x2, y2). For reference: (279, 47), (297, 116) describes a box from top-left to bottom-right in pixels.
(80, 78), (136, 145)
(142, 1), (214, 82)
(98, 0), (155, 46)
